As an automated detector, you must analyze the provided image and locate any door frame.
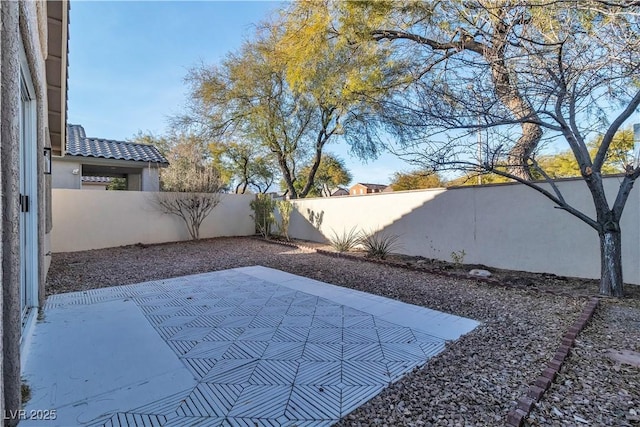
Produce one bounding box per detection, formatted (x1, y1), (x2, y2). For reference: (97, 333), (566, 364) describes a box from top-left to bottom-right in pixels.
(18, 36), (39, 333)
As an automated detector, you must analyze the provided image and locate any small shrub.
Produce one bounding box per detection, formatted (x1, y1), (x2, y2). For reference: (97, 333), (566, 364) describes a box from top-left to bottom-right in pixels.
(21, 381), (31, 404)
(451, 249), (466, 265)
(276, 200), (294, 241)
(359, 230), (401, 259)
(329, 227), (361, 253)
(250, 194), (277, 238)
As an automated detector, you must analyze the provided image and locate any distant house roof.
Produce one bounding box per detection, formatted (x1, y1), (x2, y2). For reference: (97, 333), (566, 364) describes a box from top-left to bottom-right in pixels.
(356, 183), (388, 191)
(66, 124), (169, 164)
(331, 188), (349, 196)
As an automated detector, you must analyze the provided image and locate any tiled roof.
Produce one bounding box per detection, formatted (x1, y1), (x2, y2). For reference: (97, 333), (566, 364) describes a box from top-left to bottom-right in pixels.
(357, 183), (389, 190)
(66, 124), (169, 164)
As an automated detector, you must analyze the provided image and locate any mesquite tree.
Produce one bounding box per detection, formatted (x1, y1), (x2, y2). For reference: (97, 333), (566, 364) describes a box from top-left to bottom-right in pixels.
(307, 1), (640, 296)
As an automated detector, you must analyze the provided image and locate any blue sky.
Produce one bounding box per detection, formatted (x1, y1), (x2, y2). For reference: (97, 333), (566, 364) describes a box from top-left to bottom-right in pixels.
(68, 1), (410, 186)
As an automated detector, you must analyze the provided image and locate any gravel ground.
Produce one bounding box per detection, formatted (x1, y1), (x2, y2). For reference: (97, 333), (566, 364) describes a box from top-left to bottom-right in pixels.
(526, 298), (640, 426)
(46, 237), (638, 426)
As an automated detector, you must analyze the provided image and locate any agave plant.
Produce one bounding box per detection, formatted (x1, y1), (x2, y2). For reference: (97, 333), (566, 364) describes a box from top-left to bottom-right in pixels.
(329, 227), (361, 253)
(359, 230), (401, 259)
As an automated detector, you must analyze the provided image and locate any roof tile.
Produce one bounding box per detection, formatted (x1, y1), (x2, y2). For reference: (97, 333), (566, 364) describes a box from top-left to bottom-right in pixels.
(66, 124), (169, 164)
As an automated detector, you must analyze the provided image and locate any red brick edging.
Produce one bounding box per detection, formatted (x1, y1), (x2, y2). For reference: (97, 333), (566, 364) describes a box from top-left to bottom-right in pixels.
(505, 297), (600, 426)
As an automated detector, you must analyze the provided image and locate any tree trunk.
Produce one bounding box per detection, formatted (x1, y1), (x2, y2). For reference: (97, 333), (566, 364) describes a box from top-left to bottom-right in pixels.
(506, 122), (542, 180)
(276, 155), (298, 199)
(599, 229), (624, 297)
(486, 15), (541, 181)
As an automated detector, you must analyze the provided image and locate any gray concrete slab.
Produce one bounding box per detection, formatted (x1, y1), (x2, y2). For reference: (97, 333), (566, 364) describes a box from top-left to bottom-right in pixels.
(21, 266), (479, 426)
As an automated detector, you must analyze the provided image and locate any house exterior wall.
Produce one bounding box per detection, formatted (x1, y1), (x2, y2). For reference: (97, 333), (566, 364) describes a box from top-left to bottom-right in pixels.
(349, 183), (367, 195)
(141, 167), (160, 191)
(52, 157), (81, 188)
(53, 158), (163, 191)
(289, 177), (640, 285)
(349, 183), (385, 195)
(51, 190), (255, 252)
(1, 1), (66, 421)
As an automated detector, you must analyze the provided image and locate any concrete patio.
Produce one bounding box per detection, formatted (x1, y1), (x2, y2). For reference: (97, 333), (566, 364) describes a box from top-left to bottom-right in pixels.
(21, 266), (479, 426)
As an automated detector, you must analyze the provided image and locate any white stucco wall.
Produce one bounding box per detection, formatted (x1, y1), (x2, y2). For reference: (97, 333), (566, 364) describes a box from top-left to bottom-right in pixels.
(52, 158), (81, 189)
(289, 177), (640, 284)
(52, 190), (255, 252)
(81, 183), (107, 190)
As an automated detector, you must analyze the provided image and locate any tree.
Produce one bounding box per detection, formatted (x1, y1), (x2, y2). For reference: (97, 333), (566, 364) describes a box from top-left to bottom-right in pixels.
(178, 24), (334, 199)
(179, 7), (398, 199)
(210, 140), (276, 194)
(533, 127), (637, 179)
(295, 0), (548, 180)
(322, 1), (640, 296)
(154, 134), (223, 240)
(293, 153), (352, 197)
(390, 170), (444, 191)
(129, 130), (171, 157)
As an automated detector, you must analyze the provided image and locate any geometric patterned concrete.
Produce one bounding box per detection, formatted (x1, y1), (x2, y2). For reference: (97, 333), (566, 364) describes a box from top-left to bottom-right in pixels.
(22, 266), (479, 427)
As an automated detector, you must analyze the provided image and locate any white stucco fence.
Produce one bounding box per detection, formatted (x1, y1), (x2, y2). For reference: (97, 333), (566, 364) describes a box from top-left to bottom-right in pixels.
(51, 190), (255, 252)
(52, 177), (639, 284)
(288, 177), (639, 285)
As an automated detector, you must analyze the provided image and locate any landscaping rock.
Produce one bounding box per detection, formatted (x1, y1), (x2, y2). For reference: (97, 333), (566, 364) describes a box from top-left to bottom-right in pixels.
(468, 268), (492, 278)
(605, 349), (640, 368)
(46, 237), (640, 426)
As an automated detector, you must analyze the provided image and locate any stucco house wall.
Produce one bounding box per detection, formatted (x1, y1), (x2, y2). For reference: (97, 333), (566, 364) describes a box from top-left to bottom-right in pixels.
(0, 1), (68, 422)
(52, 157), (81, 189)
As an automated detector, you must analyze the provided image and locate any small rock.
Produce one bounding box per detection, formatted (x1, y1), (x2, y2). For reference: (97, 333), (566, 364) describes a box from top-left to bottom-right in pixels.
(552, 407), (564, 417)
(573, 415), (589, 424)
(606, 349), (640, 367)
(468, 269), (492, 278)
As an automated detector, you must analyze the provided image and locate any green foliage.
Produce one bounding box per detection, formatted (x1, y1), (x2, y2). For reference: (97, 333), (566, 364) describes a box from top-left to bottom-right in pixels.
(21, 381), (31, 404)
(279, 2), (403, 161)
(390, 170), (444, 191)
(250, 194), (277, 238)
(450, 249), (466, 265)
(329, 227), (361, 253)
(359, 230), (401, 259)
(179, 18), (366, 199)
(276, 200), (294, 240)
(106, 177), (127, 191)
(281, 2), (398, 101)
(210, 140), (276, 194)
(531, 128), (636, 179)
(294, 153), (352, 197)
(447, 171), (511, 187)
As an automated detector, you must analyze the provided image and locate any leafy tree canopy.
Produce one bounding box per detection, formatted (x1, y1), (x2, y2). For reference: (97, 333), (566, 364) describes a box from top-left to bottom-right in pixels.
(209, 140), (276, 194)
(292, 153), (352, 197)
(390, 170), (444, 191)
